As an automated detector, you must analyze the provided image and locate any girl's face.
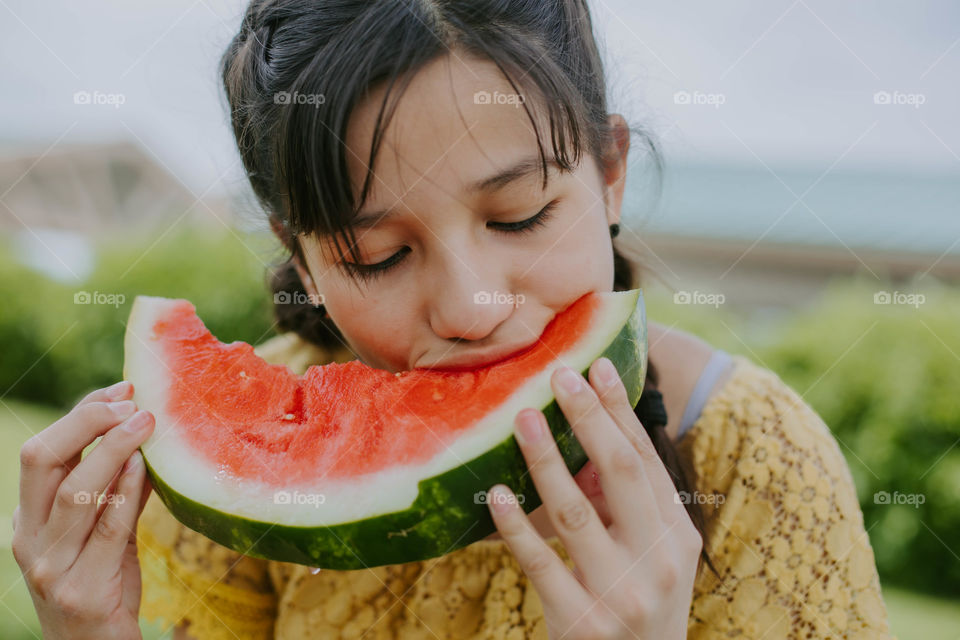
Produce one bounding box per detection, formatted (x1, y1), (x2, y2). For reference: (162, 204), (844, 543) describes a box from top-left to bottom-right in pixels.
(294, 52), (630, 373)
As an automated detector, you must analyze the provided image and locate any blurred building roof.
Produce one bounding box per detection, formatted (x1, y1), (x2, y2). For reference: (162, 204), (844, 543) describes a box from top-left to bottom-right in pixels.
(0, 140), (233, 232)
(638, 231), (960, 312)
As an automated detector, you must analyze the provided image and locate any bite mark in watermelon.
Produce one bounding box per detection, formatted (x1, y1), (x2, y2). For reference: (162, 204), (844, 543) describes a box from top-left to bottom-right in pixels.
(124, 288), (647, 569)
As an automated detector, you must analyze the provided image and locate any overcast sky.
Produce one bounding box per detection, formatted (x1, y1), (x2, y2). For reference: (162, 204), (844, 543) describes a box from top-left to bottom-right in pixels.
(2, 0), (958, 198)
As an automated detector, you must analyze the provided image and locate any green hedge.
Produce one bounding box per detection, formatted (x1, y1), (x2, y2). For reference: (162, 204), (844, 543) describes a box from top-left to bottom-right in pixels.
(0, 225), (278, 409)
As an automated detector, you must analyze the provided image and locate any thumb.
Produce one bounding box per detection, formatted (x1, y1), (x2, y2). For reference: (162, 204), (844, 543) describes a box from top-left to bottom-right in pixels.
(121, 472), (154, 617)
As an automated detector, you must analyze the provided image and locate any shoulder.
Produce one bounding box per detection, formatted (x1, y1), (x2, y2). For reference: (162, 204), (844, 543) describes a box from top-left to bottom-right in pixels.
(253, 332), (355, 373)
(647, 322), (718, 371)
(677, 353), (865, 544)
(688, 354), (842, 457)
(647, 322), (734, 440)
(679, 354), (847, 480)
(680, 356), (893, 637)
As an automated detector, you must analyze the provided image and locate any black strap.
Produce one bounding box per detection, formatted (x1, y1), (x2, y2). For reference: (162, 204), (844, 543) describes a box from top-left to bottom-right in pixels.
(635, 388), (668, 428)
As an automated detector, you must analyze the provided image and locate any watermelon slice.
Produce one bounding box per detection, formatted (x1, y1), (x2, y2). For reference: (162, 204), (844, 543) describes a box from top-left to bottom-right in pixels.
(123, 288), (647, 569)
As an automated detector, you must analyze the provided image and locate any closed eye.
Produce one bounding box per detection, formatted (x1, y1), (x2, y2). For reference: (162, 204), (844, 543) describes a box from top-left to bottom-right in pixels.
(342, 200), (559, 282)
(486, 200), (558, 234)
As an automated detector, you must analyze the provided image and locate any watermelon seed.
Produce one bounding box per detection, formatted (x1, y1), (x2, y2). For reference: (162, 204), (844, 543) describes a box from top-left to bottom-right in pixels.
(432, 390), (444, 401)
(239, 371), (248, 379)
(283, 413), (296, 421)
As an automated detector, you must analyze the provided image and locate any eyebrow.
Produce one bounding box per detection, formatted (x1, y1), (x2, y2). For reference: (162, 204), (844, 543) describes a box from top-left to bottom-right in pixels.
(349, 155), (561, 229)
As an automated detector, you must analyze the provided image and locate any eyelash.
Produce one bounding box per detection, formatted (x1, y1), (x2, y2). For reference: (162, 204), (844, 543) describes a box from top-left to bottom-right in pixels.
(342, 200), (559, 282)
(488, 200), (558, 235)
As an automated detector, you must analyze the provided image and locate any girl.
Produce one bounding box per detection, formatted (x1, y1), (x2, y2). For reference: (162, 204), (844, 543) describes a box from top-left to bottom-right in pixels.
(14, 0), (896, 638)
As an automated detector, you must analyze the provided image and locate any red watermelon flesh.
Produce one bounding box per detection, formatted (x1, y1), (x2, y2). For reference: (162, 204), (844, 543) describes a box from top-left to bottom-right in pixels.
(152, 292), (597, 486)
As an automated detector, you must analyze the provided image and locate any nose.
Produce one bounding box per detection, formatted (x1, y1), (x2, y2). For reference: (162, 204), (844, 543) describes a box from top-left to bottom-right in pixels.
(427, 246), (514, 342)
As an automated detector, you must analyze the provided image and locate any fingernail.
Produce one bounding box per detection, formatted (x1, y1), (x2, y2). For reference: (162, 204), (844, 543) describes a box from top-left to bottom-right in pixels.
(596, 357), (618, 387)
(557, 367), (582, 394)
(122, 410), (152, 433)
(515, 410), (542, 446)
(309, 566), (322, 575)
(106, 380), (130, 400)
(123, 450), (143, 475)
(489, 485), (513, 514)
(110, 400), (137, 420)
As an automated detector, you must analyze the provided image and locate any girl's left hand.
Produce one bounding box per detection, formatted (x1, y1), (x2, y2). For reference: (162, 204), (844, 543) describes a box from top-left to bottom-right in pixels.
(485, 357), (702, 640)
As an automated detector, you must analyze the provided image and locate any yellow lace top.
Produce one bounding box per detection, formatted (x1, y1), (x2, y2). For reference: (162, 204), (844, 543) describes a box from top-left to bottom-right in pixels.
(137, 332), (897, 639)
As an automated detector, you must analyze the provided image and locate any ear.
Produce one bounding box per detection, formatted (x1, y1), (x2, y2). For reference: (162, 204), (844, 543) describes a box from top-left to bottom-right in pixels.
(601, 113), (630, 228)
(272, 216), (326, 306)
(291, 252), (322, 300)
(269, 214), (295, 251)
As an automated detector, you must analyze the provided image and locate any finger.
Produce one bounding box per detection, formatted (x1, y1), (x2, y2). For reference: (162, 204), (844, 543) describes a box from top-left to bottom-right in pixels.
(121, 476), (153, 615)
(18, 389), (136, 535)
(485, 483), (592, 619)
(551, 364), (662, 544)
(77, 381), (134, 407)
(513, 406), (619, 581)
(43, 411), (154, 571)
(73, 450), (147, 580)
(136, 467), (154, 516)
(97, 459), (152, 525)
(95, 465), (124, 524)
(589, 357), (686, 524)
(62, 384), (135, 474)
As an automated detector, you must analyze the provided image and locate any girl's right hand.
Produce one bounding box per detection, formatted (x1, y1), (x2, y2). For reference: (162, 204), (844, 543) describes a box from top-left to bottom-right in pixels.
(12, 381), (156, 640)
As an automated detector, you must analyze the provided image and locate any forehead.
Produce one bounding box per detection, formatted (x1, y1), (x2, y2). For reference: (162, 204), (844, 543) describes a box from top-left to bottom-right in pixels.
(344, 52), (551, 206)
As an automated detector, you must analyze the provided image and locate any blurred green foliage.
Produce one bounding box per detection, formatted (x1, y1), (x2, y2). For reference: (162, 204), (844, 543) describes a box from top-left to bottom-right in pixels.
(2, 228), (958, 595)
(0, 226), (278, 409)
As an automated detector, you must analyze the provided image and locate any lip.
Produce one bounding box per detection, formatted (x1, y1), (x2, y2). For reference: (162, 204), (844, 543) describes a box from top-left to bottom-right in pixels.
(415, 339), (539, 372)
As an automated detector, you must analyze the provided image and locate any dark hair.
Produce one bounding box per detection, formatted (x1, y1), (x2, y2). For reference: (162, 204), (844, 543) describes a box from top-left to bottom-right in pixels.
(221, 0), (717, 578)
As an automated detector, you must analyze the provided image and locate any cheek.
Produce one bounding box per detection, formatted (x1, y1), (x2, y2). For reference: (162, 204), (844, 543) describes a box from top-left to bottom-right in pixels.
(324, 288), (415, 371)
(520, 209), (612, 298)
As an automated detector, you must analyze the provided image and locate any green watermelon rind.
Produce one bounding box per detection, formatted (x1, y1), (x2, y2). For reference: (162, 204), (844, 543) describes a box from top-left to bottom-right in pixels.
(138, 289), (646, 570)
